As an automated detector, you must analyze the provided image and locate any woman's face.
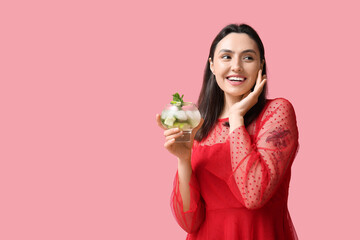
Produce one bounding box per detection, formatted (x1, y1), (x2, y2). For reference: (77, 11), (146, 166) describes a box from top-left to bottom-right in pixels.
(210, 33), (264, 100)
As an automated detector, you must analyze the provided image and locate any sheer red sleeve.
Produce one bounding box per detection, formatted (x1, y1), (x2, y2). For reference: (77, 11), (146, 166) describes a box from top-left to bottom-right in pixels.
(228, 98), (299, 209)
(170, 141), (205, 233)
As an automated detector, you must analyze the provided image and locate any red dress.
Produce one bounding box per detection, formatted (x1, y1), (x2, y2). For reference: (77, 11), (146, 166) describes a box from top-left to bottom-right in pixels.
(171, 98), (299, 240)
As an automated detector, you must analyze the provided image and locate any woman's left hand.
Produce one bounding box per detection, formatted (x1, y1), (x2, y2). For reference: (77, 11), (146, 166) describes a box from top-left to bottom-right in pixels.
(229, 69), (267, 122)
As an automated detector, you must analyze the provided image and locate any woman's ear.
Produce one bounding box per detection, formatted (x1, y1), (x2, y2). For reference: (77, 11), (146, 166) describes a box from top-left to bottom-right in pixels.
(209, 58), (214, 74)
(260, 60), (265, 72)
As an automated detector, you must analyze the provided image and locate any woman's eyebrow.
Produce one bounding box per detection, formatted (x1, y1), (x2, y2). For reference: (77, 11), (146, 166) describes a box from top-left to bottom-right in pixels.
(218, 49), (234, 54)
(218, 49), (257, 55)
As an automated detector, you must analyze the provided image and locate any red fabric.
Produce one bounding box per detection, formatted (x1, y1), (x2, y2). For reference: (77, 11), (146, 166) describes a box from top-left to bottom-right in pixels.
(171, 98), (299, 240)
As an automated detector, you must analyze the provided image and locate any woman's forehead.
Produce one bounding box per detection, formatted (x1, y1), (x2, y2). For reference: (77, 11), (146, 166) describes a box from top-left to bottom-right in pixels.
(215, 33), (258, 55)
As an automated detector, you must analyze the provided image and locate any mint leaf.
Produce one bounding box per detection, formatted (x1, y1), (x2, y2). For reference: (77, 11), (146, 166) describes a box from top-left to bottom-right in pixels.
(171, 92), (184, 107)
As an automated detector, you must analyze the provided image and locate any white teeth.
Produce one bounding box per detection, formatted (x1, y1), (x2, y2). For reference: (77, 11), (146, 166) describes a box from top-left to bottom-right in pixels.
(228, 77), (245, 81)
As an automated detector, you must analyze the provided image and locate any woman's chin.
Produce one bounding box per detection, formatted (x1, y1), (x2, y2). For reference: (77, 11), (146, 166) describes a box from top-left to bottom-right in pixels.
(223, 91), (247, 100)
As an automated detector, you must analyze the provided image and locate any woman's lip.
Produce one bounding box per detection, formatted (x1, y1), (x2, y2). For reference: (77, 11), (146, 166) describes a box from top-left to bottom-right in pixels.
(226, 78), (246, 86)
(227, 75), (246, 78)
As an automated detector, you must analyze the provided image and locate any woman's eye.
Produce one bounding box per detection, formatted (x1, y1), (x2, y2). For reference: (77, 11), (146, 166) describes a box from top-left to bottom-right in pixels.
(243, 56), (254, 61)
(221, 55), (231, 59)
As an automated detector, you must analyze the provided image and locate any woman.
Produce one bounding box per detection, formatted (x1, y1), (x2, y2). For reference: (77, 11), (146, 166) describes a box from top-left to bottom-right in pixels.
(156, 23), (299, 240)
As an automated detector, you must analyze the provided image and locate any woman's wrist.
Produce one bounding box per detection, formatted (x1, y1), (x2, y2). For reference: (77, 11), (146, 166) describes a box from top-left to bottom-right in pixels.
(177, 157), (192, 175)
(229, 108), (245, 119)
(177, 155), (191, 165)
(229, 114), (245, 132)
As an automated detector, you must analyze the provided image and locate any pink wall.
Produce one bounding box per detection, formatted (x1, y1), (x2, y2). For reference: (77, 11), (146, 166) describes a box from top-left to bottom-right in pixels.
(1, 0), (359, 239)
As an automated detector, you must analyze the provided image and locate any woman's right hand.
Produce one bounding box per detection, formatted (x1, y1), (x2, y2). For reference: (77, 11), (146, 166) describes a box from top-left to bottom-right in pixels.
(156, 114), (203, 162)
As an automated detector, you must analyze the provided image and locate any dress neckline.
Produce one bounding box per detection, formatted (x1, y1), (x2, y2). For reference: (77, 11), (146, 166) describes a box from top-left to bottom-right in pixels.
(217, 117), (229, 122)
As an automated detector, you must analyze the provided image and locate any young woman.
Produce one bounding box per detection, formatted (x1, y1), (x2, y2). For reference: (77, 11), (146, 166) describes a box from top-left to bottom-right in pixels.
(156, 24), (299, 240)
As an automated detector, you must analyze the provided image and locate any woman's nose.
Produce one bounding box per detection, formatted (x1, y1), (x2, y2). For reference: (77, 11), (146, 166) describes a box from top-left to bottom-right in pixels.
(231, 59), (243, 72)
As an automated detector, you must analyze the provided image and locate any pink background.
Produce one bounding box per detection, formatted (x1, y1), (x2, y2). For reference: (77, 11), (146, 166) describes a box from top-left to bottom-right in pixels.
(1, 0), (359, 239)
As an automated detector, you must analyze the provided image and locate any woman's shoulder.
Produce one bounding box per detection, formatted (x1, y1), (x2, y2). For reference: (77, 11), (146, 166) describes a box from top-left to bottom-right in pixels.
(259, 98), (296, 121)
(265, 97), (295, 111)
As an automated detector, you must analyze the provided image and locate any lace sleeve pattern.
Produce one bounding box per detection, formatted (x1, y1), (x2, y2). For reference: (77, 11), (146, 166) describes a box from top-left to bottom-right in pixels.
(170, 141), (205, 233)
(228, 98), (299, 209)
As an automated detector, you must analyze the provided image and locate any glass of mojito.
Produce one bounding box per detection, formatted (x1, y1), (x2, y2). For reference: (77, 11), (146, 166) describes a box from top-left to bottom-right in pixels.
(161, 101), (201, 142)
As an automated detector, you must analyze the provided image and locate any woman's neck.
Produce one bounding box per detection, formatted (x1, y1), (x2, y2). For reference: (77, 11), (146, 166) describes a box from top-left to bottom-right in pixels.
(219, 94), (244, 119)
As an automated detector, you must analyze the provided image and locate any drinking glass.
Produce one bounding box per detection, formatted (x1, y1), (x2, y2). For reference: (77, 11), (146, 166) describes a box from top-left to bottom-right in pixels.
(160, 102), (201, 142)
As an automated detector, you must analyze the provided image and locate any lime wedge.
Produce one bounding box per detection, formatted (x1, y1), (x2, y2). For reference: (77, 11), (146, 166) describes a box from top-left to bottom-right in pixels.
(164, 116), (176, 127)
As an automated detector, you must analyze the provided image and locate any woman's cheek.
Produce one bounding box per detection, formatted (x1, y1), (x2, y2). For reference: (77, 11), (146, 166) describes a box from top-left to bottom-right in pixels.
(218, 61), (227, 69)
(250, 64), (260, 77)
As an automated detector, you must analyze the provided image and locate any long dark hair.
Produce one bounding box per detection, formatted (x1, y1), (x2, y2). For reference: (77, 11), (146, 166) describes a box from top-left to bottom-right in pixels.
(195, 24), (268, 141)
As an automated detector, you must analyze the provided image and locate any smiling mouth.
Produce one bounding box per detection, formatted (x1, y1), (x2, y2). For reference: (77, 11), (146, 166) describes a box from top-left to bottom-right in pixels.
(226, 76), (246, 82)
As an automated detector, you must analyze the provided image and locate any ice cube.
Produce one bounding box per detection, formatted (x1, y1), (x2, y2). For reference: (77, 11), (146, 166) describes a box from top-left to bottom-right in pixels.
(162, 108), (177, 120)
(186, 110), (201, 127)
(169, 105), (179, 111)
(174, 110), (187, 121)
(161, 110), (169, 119)
(185, 110), (194, 119)
(193, 110), (201, 122)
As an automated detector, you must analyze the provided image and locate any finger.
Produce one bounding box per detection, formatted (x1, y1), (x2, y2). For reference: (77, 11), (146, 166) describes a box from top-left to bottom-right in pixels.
(165, 130), (184, 141)
(191, 118), (204, 138)
(259, 78), (267, 89)
(164, 127), (181, 137)
(254, 74), (267, 92)
(156, 114), (167, 130)
(241, 90), (252, 100)
(254, 78), (267, 96)
(164, 138), (176, 148)
(256, 69), (262, 86)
